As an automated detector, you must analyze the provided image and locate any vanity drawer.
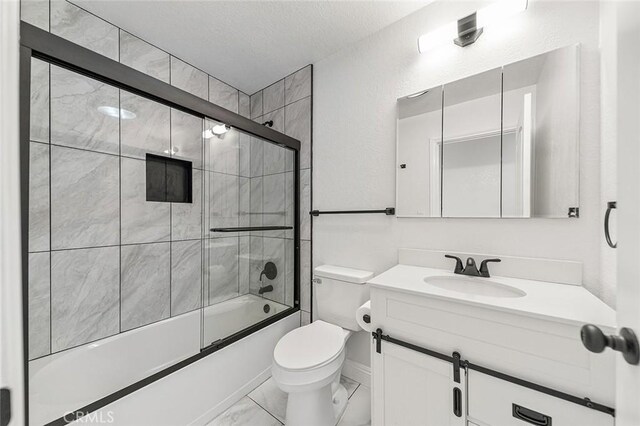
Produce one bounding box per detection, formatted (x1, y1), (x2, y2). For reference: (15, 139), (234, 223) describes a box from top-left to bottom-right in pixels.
(467, 371), (614, 426)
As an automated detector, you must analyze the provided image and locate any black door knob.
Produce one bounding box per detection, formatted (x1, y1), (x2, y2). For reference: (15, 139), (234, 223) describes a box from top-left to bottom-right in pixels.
(581, 324), (640, 365)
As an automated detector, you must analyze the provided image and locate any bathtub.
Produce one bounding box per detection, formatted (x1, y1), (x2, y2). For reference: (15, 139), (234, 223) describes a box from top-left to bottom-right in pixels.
(203, 294), (289, 345)
(29, 293), (292, 425)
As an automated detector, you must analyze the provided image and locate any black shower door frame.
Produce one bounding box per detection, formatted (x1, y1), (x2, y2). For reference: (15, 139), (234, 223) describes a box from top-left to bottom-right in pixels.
(19, 22), (300, 426)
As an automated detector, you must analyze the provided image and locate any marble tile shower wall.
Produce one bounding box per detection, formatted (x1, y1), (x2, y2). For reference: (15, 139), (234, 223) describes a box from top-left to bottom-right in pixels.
(21, 0), (260, 360)
(249, 66), (312, 325)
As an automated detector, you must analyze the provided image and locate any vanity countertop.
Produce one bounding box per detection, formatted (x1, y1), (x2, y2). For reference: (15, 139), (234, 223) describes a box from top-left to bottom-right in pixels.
(368, 264), (616, 329)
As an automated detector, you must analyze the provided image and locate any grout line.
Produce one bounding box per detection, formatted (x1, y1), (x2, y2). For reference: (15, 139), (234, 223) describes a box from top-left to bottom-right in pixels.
(47, 240), (176, 253)
(118, 87), (122, 334)
(48, 141), (121, 158)
(348, 383), (361, 400)
(246, 395), (284, 425)
(169, 107), (173, 318)
(47, 59), (53, 357)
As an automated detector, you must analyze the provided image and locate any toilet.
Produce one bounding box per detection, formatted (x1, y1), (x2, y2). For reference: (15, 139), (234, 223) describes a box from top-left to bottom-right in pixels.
(271, 265), (374, 426)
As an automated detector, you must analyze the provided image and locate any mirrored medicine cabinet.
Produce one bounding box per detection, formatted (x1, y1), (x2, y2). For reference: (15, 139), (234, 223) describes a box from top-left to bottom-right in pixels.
(396, 44), (580, 218)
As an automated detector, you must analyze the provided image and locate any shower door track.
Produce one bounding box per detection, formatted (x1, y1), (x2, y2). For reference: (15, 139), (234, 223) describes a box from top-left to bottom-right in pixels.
(19, 22), (301, 426)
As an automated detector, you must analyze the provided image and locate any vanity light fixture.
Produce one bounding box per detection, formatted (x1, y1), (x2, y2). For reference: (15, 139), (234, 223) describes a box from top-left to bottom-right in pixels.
(418, 0), (528, 52)
(97, 106), (136, 119)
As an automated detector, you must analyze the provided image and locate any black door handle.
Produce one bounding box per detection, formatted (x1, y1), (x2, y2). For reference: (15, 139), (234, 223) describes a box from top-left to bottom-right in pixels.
(581, 324), (639, 365)
(604, 201), (617, 248)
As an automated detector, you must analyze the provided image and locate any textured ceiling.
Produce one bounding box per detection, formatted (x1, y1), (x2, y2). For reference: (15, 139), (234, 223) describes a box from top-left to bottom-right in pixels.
(74, 0), (430, 94)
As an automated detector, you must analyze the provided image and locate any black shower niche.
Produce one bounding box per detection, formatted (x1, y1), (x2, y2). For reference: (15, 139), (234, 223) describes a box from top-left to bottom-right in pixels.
(145, 154), (193, 203)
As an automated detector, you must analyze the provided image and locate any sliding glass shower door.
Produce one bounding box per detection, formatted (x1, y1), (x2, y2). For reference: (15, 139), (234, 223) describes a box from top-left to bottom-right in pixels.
(23, 23), (299, 422)
(202, 123), (297, 347)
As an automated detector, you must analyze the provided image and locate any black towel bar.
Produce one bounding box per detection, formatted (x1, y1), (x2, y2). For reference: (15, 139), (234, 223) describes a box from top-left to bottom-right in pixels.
(310, 208), (395, 216)
(211, 226), (293, 232)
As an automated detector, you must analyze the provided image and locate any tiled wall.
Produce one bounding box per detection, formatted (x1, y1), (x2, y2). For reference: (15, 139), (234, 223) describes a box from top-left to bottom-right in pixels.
(249, 66), (313, 325)
(28, 60), (210, 360)
(22, 0), (295, 360)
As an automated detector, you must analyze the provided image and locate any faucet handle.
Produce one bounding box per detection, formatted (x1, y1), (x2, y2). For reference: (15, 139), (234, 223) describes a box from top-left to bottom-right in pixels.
(445, 255), (464, 274)
(479, 258), (501, 277)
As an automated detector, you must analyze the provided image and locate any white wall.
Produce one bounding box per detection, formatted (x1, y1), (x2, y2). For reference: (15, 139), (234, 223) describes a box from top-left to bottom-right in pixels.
(0, 1), (26, 424)
(313, 0), (603, 367)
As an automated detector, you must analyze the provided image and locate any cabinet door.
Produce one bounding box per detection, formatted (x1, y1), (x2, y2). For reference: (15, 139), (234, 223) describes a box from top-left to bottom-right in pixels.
(372, 342), (465, 426)
(467, 370), (614, 426)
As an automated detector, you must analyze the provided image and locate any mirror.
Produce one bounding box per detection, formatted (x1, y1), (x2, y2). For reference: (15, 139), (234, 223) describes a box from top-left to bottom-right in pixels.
(502, 46), (579, 218)
(397, 86), (442, 217)
(396, 44), (580, 218)
(442, 68), (502, 218)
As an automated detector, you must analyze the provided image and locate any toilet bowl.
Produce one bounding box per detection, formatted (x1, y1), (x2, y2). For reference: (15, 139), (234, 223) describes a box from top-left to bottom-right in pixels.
(272, 320), (352, 426)
(271, 265), (374, 426)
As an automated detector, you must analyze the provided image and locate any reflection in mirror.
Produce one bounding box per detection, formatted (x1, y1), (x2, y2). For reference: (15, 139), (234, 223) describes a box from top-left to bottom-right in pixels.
(442, 68), (502, 217)
(396, 87), (443, 217)
(503, 45), (579, 217)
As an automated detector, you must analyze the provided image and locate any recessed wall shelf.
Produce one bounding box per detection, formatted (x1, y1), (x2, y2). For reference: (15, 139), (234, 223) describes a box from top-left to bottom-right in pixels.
(146, 154), (192, 203)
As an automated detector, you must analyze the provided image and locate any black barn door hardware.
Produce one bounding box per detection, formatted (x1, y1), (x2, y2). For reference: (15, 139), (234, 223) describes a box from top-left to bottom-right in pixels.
(604, 201), (617, 248)
(310, 208), (395, 216)
(581, 324), (639, 365)
(453, 387), (462, 417)
(210, 226), (293, 232)
(372, 328), (615, 417)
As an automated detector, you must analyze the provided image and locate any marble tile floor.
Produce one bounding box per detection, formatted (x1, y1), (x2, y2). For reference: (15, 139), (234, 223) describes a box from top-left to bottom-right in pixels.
(208, 375), (371, 426)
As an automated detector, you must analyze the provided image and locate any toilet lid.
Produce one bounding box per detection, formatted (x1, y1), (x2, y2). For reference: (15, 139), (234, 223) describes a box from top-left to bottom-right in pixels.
(274, 321), (345, 371)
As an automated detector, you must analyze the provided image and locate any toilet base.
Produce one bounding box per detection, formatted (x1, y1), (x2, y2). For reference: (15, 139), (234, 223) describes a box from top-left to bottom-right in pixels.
(332, 383), (349, 422)
(284, 383), (348, 426)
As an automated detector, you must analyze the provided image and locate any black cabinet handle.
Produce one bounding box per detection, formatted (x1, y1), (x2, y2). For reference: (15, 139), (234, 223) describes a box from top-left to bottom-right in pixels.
(512, 404), (551, 426)
(604, 201), (617, 248)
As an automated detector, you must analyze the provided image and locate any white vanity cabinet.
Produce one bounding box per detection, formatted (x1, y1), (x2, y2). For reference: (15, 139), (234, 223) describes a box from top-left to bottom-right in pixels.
(467, 371), (614, 426)
(372, 341), (465, 426)
(368, 264), (617, 426)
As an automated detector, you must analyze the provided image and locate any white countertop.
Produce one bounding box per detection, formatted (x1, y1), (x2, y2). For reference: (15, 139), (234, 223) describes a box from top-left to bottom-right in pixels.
(368, 264), (616, 329)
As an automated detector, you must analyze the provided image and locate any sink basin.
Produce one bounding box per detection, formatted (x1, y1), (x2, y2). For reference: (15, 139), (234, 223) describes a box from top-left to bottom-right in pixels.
(424, 276), (526, 298)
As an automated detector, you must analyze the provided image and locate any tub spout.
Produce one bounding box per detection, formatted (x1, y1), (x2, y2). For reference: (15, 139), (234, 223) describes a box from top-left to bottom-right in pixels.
(258, 285), (274, 295)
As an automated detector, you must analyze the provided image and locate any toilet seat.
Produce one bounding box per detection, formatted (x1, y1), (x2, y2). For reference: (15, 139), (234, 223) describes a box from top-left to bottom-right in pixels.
(274, 321), (346, 371)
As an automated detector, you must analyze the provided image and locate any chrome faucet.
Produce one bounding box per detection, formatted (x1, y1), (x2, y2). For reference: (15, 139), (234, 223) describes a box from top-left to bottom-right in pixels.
(445, 255), (501, 278)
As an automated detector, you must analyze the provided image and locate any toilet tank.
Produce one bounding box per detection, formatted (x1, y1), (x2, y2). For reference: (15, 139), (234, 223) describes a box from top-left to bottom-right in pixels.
(313, 265), (374, 331)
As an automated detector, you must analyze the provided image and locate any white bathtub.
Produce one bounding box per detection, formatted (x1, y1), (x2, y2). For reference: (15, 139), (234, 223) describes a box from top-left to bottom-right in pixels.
(29, 293), (291, 425)
(203, 294), (289, 345)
